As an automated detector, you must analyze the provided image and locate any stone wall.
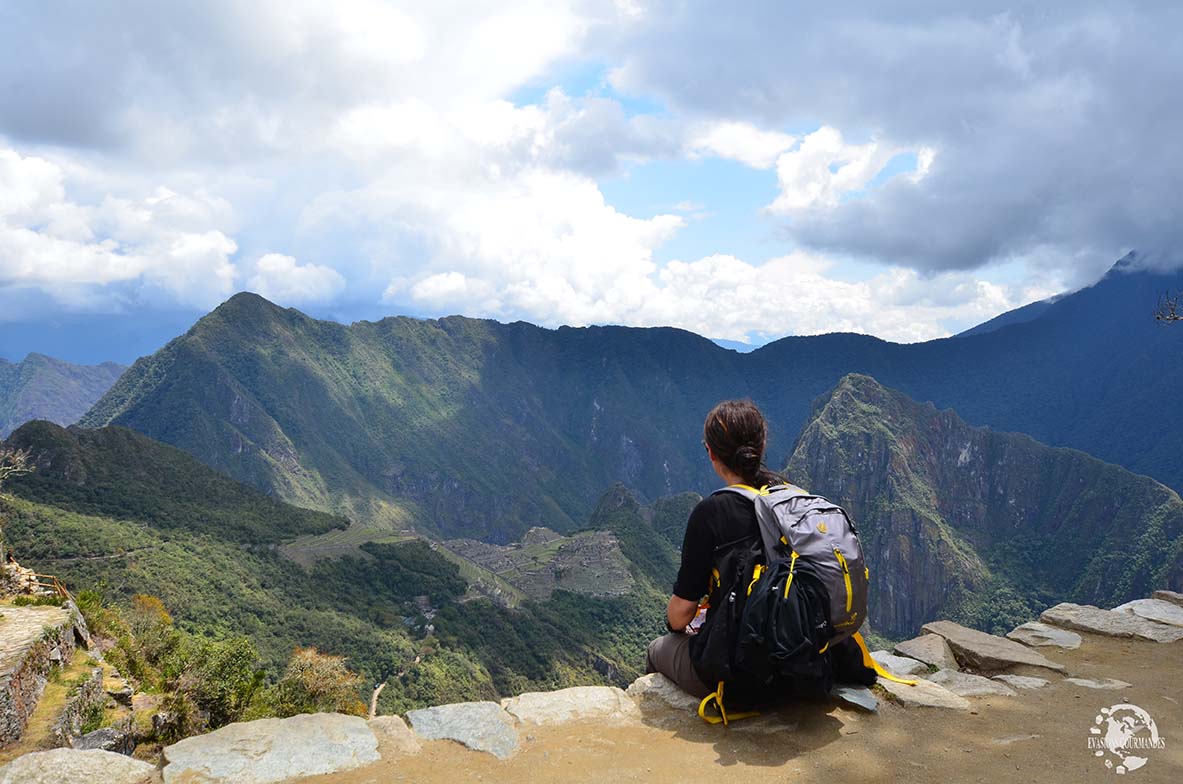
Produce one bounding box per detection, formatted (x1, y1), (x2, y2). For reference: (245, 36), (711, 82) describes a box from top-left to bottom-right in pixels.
(50, 666), (105, 746)
(0, 604), (84, 744)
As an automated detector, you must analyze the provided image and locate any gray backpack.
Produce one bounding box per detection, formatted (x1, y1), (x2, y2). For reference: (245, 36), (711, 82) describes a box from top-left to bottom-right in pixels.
(720, 483), (868, 648)
(696, 483), (913, 725)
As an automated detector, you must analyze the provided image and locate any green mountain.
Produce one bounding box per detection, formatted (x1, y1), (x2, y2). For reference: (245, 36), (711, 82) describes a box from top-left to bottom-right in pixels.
(0, 421), (675, 710)
(786, 374), (1183, 638)
(80, 255), (1183, 552)
(81, 293), (738, 543)
(0, 353), (124, 437)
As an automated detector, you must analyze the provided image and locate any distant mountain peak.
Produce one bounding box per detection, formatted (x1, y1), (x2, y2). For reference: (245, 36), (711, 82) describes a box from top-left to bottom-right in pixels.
(0, 353), (126, 438)
(1104, 249), (1141, 277)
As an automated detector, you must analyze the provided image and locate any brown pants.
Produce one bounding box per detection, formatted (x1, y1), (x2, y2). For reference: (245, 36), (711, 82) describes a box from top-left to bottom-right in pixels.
(645, 633), (712, 699)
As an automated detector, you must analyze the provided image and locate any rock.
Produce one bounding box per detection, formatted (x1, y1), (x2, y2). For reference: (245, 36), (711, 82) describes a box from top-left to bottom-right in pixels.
(0, 748), (155, 784)
(1040, 603), (1183, 643)
(161, 712), (379, 783)
(368, 715), (421, 757)
(876, 677), (971, 710)
(870, 650), (929, 677)
(1005, 621), (1082, 649)
(502, 686), (641, 726)
(894, 634), (958, 670)
(921, 620), (1067, 674)
(1111, 598), (1183, 628)
(407, 701), (518, 760)
(107, 686), (135, 707)
(625, 673), (699, 712)
(830, 684), (878, 713)
(1064, 677), (1132, 690)
(925, 669), (1016, 697)
(1152, 589), (1183, 607)
(72, 726), (132, 754)
(992, 674), (1049, 690)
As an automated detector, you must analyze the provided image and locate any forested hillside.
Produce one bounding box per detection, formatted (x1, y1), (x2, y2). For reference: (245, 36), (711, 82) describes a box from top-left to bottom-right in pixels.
(81, 255), (1183, 551)
(0, 422), (680, 713)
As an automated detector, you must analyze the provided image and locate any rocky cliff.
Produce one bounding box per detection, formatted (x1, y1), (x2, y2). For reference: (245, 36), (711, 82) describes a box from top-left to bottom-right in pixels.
(787, 374), (1183, 638)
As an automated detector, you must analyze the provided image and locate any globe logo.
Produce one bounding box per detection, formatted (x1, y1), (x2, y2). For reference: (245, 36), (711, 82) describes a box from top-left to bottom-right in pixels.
(1088, 703), (1166, 775)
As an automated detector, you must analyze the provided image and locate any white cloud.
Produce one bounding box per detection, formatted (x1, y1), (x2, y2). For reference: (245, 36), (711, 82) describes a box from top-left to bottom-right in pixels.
(0, 1), (1164, 343)
(247, 253), (346, 305)
(685, 121), (796, 169)
(626, 251), (1052, 343)
(363, 166), (683, 324)
(0, 147), (239, 310)
(767, 126), (917, 213)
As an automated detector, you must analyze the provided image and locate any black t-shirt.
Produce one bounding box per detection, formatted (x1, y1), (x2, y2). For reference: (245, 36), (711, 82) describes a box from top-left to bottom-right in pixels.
(672, 491), (759, 601)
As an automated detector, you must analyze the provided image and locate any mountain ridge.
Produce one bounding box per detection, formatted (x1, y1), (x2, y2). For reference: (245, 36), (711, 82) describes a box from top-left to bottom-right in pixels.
(80, 255), (1183, 547)
(786, 373), (1183, 637)
(0, 353), (124, 438)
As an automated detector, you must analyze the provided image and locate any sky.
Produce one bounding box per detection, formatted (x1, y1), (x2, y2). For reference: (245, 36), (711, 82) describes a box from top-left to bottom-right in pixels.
(2, 1), (1181, 364)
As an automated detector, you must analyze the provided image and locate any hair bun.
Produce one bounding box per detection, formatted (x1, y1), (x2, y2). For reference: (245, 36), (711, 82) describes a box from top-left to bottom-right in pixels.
(734, 444), (761, 469)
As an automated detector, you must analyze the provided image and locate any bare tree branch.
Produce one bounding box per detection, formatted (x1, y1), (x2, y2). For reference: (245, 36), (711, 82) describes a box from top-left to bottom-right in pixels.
(0, 446), (34, 491)
(1155, 290), (1183, 323)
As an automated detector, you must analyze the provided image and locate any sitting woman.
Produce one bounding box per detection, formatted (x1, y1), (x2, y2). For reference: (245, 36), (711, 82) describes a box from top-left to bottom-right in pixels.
(644, 398), (782, 698)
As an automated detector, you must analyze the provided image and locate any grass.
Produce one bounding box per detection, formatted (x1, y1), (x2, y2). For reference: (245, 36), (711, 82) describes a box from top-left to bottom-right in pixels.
(0, 649), (99, 764)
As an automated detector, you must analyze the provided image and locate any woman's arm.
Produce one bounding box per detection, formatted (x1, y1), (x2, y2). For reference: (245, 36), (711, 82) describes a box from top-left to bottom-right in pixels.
(667, 499), (716, 632)
(666, 594), (698, 632)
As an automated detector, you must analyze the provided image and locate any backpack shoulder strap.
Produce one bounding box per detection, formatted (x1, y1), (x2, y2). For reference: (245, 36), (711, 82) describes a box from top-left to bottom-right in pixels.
(712, 483), (809, 561)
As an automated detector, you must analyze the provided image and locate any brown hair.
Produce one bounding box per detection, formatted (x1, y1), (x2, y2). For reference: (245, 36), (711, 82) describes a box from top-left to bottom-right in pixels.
(702, 399), (780, 487)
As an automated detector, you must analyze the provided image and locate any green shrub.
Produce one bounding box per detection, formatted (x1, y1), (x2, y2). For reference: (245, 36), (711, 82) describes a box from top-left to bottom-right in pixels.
(258, 647), (366, 719)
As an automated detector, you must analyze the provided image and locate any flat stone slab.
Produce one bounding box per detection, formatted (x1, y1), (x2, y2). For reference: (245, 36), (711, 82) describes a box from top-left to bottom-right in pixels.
(1040, 603), (1183, 643)
(877, 677), (971, 710)
(369, 715), (421, 757)
(407, 701), (518, 760)
(870, 650), (929, 677)
(1064, 677), (1132, 690)
(992, 674), (1049, 690)
(0, 748), (155, 784)
(502, 686), (641, 725)
(920, 620), (1067, 674)
(925, 669), (1016, 698)
(625, 673), (699, 712)
(0, 605), (73, 676)
(894, 634), (957, 670)
(1112, 598), (1183, 628)
(831, 684), (878, 713)
(162, 712), (378, 783)
(1006, 621), (1082, 649)
(1152, 590), (1183, 607)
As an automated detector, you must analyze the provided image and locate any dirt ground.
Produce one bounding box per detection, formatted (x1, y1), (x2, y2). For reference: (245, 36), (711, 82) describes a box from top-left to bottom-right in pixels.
(302, 632), (1181, 784)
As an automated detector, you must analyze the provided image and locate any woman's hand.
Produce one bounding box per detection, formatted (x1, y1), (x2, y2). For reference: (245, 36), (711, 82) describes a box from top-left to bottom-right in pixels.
(666, 594), (698, 633)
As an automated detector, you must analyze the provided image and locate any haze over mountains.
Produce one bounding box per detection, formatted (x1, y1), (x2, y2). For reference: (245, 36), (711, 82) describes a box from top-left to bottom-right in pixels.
(0, 354), (124, 438)
(76, 254), (1183, 552)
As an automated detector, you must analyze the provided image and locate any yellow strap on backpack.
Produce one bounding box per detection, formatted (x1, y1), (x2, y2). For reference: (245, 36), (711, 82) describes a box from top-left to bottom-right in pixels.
(851, 631), (918, 686)
(697, 680), (760, 725)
